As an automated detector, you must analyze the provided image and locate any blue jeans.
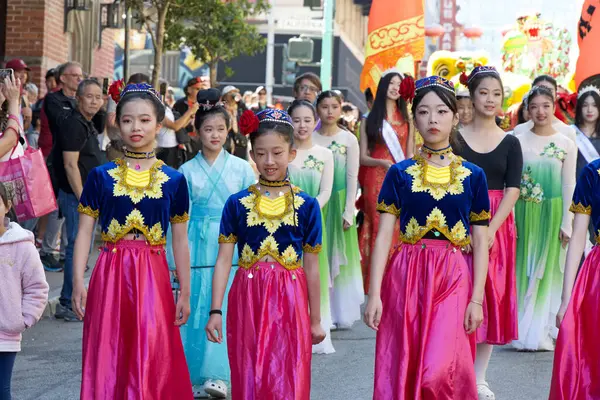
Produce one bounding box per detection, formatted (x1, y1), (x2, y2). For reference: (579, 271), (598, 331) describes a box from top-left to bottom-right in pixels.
(58, 190), (80, 308)
(0, 352), (16, 400)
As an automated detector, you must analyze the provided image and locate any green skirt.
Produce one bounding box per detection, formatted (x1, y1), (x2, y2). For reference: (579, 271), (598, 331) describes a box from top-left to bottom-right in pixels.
(323, 188), (364, 328)
(513, 196), (565, 350)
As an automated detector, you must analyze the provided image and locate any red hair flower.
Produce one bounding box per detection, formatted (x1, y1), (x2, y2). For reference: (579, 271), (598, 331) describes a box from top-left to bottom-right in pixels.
(108, 79), (126, 103)
(459, 72), (469, 87)
(399, 75), (416, 102)
(239, 110), (260, 136)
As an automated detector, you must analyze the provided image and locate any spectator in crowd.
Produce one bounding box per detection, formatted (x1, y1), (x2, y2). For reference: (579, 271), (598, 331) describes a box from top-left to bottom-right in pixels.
(242, 90), (254, 108)
(5, 59), (32, 132)
(165, 86), (176, 109)
(250, 86), (269, 113)
(173, 77), (204, 136)
(199, 75), (211, 90)
(221, 85), (247, 159)
(40, 62), (82, 156)
(53, 79), (104, 321)
(36, 62), (83, 272)
(340, 102), (359, 133)
(293, 72), (322, 103)
(45, 68), (58, 93)
(0, 73), (25, 162)
(24, 83), (40, 148)
(106, 73), (150, 161)
(157, 93), (200, 169)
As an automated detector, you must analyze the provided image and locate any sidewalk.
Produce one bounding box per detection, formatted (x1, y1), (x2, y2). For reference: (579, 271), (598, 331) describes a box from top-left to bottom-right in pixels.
(42, 246), (99, 317)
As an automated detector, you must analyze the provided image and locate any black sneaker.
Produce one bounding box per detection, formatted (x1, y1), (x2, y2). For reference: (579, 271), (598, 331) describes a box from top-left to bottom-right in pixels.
(41, 253), (63, 272)
(55, 303), (82, 322)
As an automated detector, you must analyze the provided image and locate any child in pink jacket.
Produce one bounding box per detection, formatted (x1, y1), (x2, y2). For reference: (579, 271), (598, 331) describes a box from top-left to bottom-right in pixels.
(0, 183), (49, 400)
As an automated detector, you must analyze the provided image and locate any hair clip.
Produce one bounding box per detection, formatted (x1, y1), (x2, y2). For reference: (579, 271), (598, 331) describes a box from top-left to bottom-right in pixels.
(199, 100), (224, 111)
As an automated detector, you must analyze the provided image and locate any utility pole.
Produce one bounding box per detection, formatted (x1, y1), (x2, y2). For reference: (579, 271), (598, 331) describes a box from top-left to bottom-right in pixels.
(320, 0), (334, 91)
(265, 0), (276, 105)
(123, 2), (131, 81)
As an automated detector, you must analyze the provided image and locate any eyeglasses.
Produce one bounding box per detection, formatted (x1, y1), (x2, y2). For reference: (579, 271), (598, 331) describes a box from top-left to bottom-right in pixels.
(299, 84), (320, 94)
(64, 74), (84, 79)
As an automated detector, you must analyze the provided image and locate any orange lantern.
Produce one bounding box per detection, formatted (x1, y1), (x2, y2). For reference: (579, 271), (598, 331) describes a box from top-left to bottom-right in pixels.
(463, 26), (483, 39)
(425, 24), (445, 38)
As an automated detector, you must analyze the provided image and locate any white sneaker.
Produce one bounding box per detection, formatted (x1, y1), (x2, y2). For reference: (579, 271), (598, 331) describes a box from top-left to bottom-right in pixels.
(204, 379), (228, 399)
(193, 385), (210, 399)
(477, 382), (495, 400)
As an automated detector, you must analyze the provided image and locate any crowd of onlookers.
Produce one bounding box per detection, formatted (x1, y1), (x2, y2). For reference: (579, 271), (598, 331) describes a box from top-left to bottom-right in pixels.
(0, 59), (368, 324)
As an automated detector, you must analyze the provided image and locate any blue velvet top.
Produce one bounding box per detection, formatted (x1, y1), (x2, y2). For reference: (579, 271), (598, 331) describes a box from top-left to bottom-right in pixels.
(77, 159), (190, 245)
(377, 155), (491, 246)
(570, 158), (600, 243)
(218, 185), (322, 270)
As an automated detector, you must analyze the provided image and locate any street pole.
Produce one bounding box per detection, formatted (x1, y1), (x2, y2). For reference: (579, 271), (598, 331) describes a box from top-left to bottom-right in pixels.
(123, 2), (131, 81)
(320, 0), (334, 91)
(265, 0), (275, 105)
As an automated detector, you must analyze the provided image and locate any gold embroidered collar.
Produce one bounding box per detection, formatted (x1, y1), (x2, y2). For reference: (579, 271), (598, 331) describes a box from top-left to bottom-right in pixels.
(108, 159), (169, 204)
(240, 185), (304, 234)
(406, 154), (472, 201)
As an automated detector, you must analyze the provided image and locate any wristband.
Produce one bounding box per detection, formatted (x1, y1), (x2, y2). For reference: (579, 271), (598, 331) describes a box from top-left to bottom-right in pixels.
(470, 299), (483, 306)
(209, 309), (222, 316)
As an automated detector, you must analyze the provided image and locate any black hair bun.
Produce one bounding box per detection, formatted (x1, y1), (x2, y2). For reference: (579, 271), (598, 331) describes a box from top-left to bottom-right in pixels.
(197, 88), (221, 109)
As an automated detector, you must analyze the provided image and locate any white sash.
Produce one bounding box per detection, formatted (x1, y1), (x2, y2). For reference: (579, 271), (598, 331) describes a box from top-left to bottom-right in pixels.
(573, 125), (600, 163)
(381, 120), (405, 163)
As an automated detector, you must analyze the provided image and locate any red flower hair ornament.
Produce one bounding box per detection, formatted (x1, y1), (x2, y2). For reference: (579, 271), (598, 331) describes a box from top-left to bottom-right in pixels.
(239, 110), (260, 136)
(108, 79), (126, 103)
(399, 75), (416, 102)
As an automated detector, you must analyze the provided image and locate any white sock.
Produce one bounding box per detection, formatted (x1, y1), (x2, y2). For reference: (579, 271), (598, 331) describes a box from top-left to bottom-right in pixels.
(474, 343), (494, 384)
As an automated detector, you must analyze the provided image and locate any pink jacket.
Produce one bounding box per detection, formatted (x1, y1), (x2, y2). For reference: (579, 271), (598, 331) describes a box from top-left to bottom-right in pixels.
(0, 221), (49, 352)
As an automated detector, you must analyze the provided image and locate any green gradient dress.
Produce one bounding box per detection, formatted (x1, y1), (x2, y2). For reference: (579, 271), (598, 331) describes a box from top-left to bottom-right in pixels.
(289, 144), (335, 353)
(313, 130), (364, 328)
(513, 130), (577, 350)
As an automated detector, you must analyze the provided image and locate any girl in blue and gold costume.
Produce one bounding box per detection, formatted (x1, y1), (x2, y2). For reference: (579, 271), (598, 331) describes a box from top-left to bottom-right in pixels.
(364, 76), (490, 400)
(72, 83), (193, 399)
(550, 157), (600, 399)
(167, 89), (256, 398)
(205, 109), (326, 400)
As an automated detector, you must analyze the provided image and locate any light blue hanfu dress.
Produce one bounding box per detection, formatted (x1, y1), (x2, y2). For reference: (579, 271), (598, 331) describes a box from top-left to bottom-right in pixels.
(167, 149), (256, 386)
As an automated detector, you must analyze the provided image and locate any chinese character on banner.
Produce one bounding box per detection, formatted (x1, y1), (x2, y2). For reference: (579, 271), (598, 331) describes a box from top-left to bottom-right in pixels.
(439, 0), (457, 51)
(575, 1), (600, 87)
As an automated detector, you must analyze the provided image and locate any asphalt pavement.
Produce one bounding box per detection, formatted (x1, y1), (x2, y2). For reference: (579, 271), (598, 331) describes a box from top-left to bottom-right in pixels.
(12, 255), (553, 400)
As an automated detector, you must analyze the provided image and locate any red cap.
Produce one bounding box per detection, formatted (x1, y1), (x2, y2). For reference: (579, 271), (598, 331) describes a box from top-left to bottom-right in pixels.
(5, 59), (30, 71)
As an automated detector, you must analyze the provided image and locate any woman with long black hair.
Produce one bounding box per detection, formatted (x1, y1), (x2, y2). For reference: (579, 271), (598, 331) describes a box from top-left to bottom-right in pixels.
(358, 70), (414, 293)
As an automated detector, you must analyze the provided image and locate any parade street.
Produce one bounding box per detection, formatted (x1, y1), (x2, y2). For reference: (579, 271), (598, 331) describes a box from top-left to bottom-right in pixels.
(13, 273), (554, 400)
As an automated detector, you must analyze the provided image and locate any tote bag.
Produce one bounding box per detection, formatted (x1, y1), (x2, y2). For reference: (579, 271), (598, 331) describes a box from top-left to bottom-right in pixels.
(0, 144), (57, 221)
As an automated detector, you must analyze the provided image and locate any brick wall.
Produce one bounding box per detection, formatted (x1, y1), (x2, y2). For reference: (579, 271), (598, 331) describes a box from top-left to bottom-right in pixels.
(3, 0), (115, 96)
(91, 27), (115, 81)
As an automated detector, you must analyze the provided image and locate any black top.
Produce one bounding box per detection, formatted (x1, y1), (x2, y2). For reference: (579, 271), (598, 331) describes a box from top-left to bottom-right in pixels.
(454, 133), (523, 190)
(43, 90), (77, 141)
(53, 110), (103, 194)
(173, 98), (194, 133)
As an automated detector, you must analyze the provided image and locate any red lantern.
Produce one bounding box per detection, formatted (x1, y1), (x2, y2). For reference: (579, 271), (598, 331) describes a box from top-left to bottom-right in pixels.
(425, 24), (445, 38)
(463, 26), (483, 39)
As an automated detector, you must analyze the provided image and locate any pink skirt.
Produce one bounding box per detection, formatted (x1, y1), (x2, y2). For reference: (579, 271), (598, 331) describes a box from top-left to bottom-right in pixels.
(81, 241), (193, 400)
(549, 246), (600, 399)
(374, 240), (477, 400)
(227, 262), (311, 400)
(466, 190), (518, 344)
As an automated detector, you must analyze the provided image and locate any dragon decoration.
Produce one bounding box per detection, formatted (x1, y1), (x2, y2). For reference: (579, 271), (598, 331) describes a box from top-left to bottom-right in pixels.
(423, 12), (578, 130)
(501, 13), (572, 81)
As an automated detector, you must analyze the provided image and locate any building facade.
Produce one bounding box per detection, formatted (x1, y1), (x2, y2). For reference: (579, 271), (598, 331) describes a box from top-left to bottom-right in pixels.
(0, 0), (115, 96)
